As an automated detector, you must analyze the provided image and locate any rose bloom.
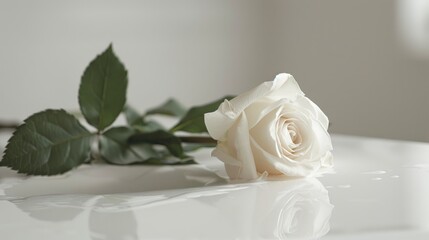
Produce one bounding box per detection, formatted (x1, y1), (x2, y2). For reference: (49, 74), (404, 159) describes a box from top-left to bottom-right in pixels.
(204, 73), (333, 180)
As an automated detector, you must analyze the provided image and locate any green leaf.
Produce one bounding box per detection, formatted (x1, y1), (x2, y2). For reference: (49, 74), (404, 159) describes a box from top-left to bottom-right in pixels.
(78, 44), (128, 131)
(99, 127), (161, 165)
(133, 121), (164, 133)
(146, 98), (187, 117)
(123, 105), (165, 133)
(128, 130), (189, 159)
(100, 127), (194, 165)
(0, 109), (92, 175)
(123, 105), (145, 126)
(170, 96), (234, 133)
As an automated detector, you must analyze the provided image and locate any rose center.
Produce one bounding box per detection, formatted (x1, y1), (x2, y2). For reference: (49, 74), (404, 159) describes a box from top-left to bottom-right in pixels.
(279, 118), (303, 154)
(289, 122), (302, 145)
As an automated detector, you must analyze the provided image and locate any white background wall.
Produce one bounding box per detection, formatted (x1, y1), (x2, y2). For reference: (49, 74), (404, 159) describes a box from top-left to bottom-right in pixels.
(0, 0), (271, 119)
(267, 0), (429, 142)
(1, 0), (428, 142)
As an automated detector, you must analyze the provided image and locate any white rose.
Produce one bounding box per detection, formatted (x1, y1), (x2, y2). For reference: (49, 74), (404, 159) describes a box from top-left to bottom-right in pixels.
(204, 73), (333, 180)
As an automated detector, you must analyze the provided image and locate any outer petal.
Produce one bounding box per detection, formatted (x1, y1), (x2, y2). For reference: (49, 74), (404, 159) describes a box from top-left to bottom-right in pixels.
(306, 119), (333, 161)
(265, 73), (304, 101)
(212, 113), (258, 180)
(230, 73), (304, 115)
(205, 73), (304, 141)
(295, 96), (329, 130)
(320, 151), (334, 169)
(205, 99), (235, 141)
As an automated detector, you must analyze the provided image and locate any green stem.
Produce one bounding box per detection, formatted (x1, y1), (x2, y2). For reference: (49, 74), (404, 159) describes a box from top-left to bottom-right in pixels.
(178, 136), (217, 144)
(0, 121), (20, 131)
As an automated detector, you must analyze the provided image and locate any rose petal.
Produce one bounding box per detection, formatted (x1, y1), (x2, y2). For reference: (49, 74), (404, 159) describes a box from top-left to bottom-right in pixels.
(205, 99), (236, 141)
(249, 105), (283, 157)
(296, 96), (329, 130)
(250, 137), (316, 176)
(320, 151), (334, 169)
(230, 73), (303, 114)
(249, 137), (283, 175)
(213, 113), (258, 180)
(306, 119), (333, 161)
(211, 142), (241, 167)
(265, 73), (304, 101)
(205, 73), (304, 141)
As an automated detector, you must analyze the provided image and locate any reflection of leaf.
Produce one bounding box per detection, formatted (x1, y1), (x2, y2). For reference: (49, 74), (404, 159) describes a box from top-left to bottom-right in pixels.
(146, 98), (187, 117)
(11, 195), (88, 222)
(99, 127), (161, 165)
(0, 109), (92, 175)
(170, 96), (234, 133)
(11, 194), (139, 239)
(78, 45), (128, 131)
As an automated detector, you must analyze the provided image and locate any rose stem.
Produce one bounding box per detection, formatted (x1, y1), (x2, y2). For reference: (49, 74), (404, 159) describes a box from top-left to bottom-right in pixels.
(128, 135), (216, 144)
(128, 134), (217, 145)
(0, 122), (20, 131)
(176, 136), (217, 144)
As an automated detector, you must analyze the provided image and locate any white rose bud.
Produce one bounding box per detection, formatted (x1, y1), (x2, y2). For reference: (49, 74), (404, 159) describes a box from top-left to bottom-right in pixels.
(204, 73), (333, 180)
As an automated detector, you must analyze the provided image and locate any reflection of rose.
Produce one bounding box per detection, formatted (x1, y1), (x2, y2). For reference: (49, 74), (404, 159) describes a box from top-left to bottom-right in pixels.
(255, 178), (333, 239)
(205, 73), (333, 180)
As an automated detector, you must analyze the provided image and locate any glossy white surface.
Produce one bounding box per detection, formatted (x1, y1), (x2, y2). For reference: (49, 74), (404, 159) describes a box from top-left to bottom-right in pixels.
(1, 134), (429, 239)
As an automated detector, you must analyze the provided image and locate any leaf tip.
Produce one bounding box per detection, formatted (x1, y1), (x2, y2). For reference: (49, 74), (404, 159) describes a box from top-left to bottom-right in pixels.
(107, 43), (114, 51)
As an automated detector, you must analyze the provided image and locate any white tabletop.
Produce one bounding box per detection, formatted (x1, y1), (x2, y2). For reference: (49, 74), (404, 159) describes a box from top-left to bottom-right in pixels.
(1, 134), (429, 239)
